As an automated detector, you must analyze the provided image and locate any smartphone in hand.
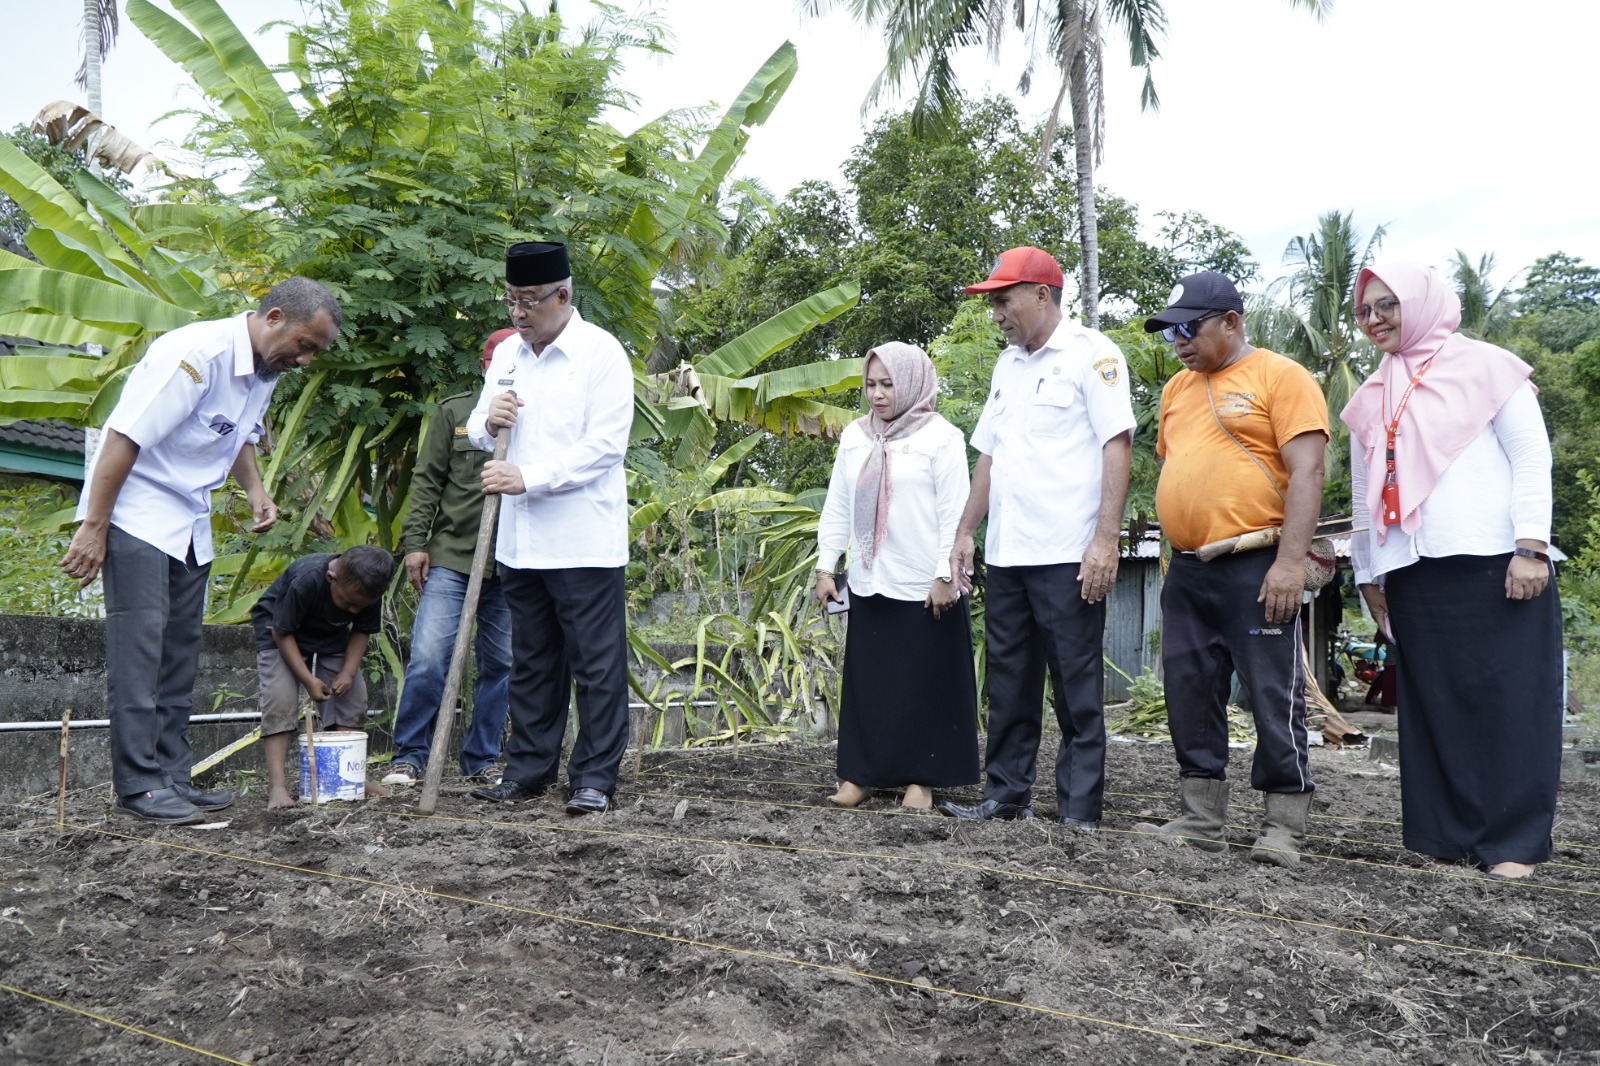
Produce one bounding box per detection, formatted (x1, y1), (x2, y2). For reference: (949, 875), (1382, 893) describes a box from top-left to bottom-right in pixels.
(825, 577), (850, 615)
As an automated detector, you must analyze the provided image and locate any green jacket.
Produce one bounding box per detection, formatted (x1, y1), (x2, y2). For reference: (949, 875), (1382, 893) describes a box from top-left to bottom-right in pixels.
(397, 391), (494, 577)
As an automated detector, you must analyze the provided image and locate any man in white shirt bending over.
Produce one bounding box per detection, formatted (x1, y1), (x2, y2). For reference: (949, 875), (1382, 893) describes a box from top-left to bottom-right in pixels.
(940, 247), (1135, 831)
(60, 278), (341, 824)
(466, 241), (634, 816)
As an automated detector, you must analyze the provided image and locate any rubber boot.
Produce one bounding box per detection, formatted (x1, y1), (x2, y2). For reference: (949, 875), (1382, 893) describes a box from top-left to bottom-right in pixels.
(1250, 791), (1313, 868)
(1135, 777), (1229, 853)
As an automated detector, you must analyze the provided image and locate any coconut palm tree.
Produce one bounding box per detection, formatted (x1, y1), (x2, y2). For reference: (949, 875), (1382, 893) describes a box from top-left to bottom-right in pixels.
(804, 0), (1331, 329)
(1450, 250), (1514, 342)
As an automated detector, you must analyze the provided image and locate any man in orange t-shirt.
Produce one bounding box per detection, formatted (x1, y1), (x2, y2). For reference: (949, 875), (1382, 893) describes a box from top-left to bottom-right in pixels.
(1135, 271), (1328, 867)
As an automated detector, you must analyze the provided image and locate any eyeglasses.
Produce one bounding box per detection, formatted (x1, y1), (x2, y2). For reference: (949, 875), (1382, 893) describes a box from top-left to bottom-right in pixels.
(1160, 310), (1227, 343)
(1354, 297), (1399, 322)
(501, 288), (562, 314)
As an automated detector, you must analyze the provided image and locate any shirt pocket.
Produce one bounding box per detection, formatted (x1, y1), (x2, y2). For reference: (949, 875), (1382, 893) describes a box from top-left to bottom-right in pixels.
(449, 431), (486, 480)
(1027, 379), (1080, 437)
(167, 409), (239, 459)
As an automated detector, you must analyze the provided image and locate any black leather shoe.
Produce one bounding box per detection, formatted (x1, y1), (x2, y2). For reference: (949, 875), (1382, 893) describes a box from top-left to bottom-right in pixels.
(471, 778), (547, 803)
(937, 798), (1033, 821)
(1057, 817), (1099, 835)
(565, 787), (610, 815)
(115, 787), (205, 825)
(171, 782), (236, 811)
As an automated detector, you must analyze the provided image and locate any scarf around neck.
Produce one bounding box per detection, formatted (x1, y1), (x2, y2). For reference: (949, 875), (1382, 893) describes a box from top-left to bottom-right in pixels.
(1338, 261), (1533, 543)
(852, 342), (939, 569)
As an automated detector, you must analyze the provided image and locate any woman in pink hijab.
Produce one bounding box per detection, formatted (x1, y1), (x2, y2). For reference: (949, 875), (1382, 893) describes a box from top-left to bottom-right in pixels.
(1340, 262), (1560, 881)
(815, 342), (980, 810)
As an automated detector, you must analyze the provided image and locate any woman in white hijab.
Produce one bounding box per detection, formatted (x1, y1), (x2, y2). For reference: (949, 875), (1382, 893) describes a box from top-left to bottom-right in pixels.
(815, 342), (980, 810)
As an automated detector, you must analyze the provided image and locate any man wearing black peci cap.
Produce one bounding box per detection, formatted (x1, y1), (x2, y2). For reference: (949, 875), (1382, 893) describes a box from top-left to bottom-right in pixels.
(464, 241), (634, 815)
(1134, 271), (1328, 865)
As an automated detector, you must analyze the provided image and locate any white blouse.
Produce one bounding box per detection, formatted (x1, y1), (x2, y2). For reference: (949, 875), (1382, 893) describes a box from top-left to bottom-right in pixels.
(816, 417), (970, 602)
(1351, 382), (1553, 586)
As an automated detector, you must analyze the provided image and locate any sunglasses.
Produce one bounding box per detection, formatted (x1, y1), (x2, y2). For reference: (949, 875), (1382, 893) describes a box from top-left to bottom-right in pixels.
(1160, 309), (1227, 343)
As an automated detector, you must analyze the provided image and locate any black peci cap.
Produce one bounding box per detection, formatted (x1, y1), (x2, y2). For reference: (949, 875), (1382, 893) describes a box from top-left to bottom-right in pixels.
(506, 241), (570, 287)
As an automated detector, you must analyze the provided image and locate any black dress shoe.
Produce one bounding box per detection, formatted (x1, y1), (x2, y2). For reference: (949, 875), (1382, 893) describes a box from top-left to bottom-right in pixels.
(565, 787), (610, 815)
(471, 778), (547, 803)
(937, 798), (1034, 821)
(1057, 817), (1099, 835)
(115, 787), (205, 825)
(171, 782), (236, 811)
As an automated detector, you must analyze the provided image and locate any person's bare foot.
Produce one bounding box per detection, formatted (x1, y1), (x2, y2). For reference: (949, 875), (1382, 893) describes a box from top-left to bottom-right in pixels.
(365, 781), (389, 799)
(901, 784), (933, 811)
(266, 786), (297, 810)
(1487, 861), (1537, 880)
(828, 781), (870, 808)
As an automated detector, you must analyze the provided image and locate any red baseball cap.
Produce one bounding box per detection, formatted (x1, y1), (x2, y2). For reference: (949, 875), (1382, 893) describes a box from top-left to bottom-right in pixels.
(481, 327), (517, 372)
(962, 246), (1065, 294)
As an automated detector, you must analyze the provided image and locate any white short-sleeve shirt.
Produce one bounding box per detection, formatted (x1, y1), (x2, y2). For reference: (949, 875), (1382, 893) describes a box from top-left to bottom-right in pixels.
(79, 312), (278, 565)
(969, 318), (1136, 566)
(815, 417), (970, 601)
(466, 310), (634, 570)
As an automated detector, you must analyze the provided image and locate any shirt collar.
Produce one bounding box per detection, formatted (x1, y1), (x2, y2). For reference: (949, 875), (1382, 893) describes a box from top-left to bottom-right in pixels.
(231, 312), (256, 378)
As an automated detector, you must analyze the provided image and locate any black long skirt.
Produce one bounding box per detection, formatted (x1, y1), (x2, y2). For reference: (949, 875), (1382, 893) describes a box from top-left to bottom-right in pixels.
(836, 591), (981, 788)
(1385, 554), (1563, 866)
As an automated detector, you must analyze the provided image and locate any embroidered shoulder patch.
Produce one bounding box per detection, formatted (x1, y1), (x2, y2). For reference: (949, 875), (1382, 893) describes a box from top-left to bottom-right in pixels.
(453, 426), (468, 436)
(1092, 358), (1119, 387)
(177, 359), (203, 385)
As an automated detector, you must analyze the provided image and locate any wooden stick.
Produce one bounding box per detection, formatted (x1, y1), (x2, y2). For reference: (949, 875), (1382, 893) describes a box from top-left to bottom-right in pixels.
(418, 421), (510, 814)
(305, 652), (319, 806)
(55, 707), (71, 831)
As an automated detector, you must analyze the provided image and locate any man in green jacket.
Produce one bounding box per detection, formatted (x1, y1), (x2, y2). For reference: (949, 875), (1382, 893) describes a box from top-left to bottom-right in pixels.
(382, 330), (517, 785)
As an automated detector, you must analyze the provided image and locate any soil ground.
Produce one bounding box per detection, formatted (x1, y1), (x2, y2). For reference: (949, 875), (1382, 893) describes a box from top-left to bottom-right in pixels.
(3, 738), (1598, 1066)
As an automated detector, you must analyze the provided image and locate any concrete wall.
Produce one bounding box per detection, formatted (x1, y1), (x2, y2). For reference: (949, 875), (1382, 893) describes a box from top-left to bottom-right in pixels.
(0, 614), (395, 805)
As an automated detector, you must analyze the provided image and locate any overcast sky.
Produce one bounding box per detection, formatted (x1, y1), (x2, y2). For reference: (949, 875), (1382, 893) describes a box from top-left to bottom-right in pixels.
(4, 0), (1595, 298)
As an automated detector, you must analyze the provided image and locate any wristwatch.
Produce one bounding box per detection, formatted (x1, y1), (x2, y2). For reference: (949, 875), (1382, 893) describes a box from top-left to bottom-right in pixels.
(1513, 547), (1550, 563)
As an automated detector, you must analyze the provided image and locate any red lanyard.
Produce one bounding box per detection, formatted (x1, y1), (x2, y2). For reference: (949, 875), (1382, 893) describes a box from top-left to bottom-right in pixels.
(1380, 356), (1435, 525)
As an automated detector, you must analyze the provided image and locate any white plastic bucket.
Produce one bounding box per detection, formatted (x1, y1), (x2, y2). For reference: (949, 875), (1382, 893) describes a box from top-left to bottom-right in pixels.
(297, 730), (368, 802)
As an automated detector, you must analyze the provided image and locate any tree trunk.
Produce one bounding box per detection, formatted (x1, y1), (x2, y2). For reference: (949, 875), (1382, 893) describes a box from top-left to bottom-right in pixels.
(83, 0), (104, 117)
(1070, 56), (1098, 329)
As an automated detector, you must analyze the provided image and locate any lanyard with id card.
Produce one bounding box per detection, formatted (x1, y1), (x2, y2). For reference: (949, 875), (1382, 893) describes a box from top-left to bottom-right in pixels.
(1381, 356), (1435, 526)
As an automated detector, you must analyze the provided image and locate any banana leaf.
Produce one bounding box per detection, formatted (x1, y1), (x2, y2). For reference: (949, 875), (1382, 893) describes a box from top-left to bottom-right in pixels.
(695, 281), (859, 377)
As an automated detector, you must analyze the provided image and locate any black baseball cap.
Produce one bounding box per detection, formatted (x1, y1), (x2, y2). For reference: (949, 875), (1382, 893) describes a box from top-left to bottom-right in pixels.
(1143, 271), (1245, 332)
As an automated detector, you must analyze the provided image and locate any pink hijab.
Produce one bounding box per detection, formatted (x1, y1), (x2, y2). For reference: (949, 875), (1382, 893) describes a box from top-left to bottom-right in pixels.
(852, 342), (938, 569)
(1339, 262), (1532, 543)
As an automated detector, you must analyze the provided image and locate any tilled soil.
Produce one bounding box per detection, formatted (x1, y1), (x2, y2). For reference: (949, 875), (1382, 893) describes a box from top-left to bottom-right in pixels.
(2, 738), (1598, 1066)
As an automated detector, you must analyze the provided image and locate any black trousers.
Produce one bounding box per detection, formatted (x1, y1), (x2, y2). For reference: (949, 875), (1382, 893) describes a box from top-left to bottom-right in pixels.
(982, 563), (1106, 821)
(1161, 550), (1313, 794)
(1386, 554), (1561, 866)
(103, 525), (210, 797)
(500, 565), (627, 794)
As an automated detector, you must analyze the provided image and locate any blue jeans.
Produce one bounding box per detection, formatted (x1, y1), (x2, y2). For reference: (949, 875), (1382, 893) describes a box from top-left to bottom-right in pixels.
(390, 567), (512, 775)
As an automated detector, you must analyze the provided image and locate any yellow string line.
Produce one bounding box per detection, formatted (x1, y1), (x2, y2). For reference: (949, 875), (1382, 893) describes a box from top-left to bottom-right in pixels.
(0, 982), (249, 1065)
(372, 806), (1600, 975)
(75, 825), (1345, 1066)
(636, 767), (1600, 855)
(0, 824), (56, 838)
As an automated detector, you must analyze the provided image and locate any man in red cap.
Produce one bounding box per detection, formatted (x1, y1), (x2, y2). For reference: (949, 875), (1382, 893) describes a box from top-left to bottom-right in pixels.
(940, 247), (1135, 831)
(383, 329), (519, 786)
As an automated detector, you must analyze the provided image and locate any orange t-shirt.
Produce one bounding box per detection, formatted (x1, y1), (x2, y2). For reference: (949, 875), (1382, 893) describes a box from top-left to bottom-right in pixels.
(1155, 348), (1329, 552)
